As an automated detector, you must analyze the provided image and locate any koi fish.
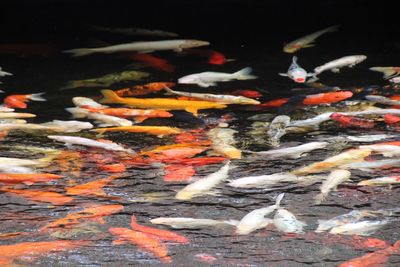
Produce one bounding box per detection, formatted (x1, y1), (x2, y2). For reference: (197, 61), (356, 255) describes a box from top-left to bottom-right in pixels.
(163, 157), (226, 166)
(129, 53), (175, 72)
(48, 135), (135, 153)
(258, 98), (289, 108)
(338, 240), (400, 267)
(228, 172), (299, 189)
(279, 56), (313, 83)
(330, 113), (375, 128)
(267, 115), (291, 147)
(0, 240), (90, 266)
(365, 95), (400, 106)
(41, 120), (94, 132)
(41, 204), (123, 230)
(0, 66), (12, 77)
(63, 70), (150, 89)
(345, 134), (396, 142)
(109, 227), (172, 263)
(63, 39), (209, 56)
(65, 175), (119, 198)
(72, 96), (108, 108)
(302, 91), (353, 105)
(130, 215), (189, 244)
(384, 114), (400, 124)
(0, 173), (62, 185)
(175, 161), (230, 200)
(273, 208), (307, 234)
(312, 55), (367, 78)
(292, 148), (371, 175)
(235, 193), (284, 235)
(88, 25), (179, 37)
(0, 155), (55, 167)
(3, 93), (46, 108)
(178, 67), (257, 87)
(249, 142), (328, 159)
(329, 220), (389, 236)
(0, 121), (92, 133)
(369, 66), (400, 79)
(163, 86), (260, 105)
(231, 89), (262, 98)
(1, 187), (74, 205)
(163, 164), (196, 182)
(54, 150), (83, 179)
(314, 169), (351, 205)
(283, 25), (340, 53)
(113, 82), (176, 97)
(66, 107), (133, 127)
(99, 89), (227, 116)
(345, 158), (400, 171)
(358, 176), (400, 186)
(207, 127), (241, 159)
(390, 76), (400, 83)
(92, 125), (182, 137)
(150, 217), (238, 229)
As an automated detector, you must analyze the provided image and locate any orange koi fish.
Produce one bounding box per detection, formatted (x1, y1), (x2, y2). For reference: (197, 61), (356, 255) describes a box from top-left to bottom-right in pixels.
(109, 227), (172, 263)
(389, 95), (400, 109)
(338, 240), (400, 267)
(258, 98), (289, 108)
(81, 106), (173, 123)
(100, 163), (127, 173)
(0, 240), (90, 266)
(302, 91), (353, 105)
(41, 204), (123, 230)
(1, 187), (73, 205)
(65, 175), (119, 198)
(384, 114), (400, 124)
(129, 53), (176, 72)
(130, 215), (189, 244)
(163, 156), (226, 166)
(92, 125), (182, 137)
(114, 82), (175, 97)
(0, 173), (62, 185)
(163, 164), (196, 182)
(54, 150), (83, 182)
(231, 89), (262, 98)
(183, 49), (230, 65)
(3, 93), (46, 108)
(100, 89), (227, 116)
(330, 113), (376, 128)
(174, 129), (207, 143)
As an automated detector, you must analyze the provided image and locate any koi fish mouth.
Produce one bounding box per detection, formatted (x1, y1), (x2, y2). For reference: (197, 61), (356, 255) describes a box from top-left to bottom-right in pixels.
(295, 78), (305, 83)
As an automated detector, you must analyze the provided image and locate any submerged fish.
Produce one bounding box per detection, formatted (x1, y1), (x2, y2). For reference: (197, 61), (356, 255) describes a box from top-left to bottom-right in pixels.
(369, 66), (400, 79)
(235, 193), (284, 235)
(163, 86), (260, 105)
(99, 89), (227, 116)
(312, 55), (367, 79)
(62, 70), (150, 89)
(316, 210), (380, 233)
(63, 39), (209, 57)
(358, 176), (400, 186)
(129, 53), (176, 73)
(249, 142), (328, 159)
(279, 56), (313, 83)
(329, 220), (389, 236)
(150, 217), (238, 229)
(283, 25), (340, 53)
(345, 134), (396, 142)
(274, 208), (307, 234)
(66, 107), (133, 127)
(207, 127), (241, 159)
(3, 93), (46, 108)
(330, 113), (375, 128)
(1, 187), (74, 205)
(175, 161), (230, 200)
(266, 115), (290, 147)
(228, 172), (298, 189)
(0, 173), (62, 185)
(314, 169), (351, 205)
(178, 67), (257, 87)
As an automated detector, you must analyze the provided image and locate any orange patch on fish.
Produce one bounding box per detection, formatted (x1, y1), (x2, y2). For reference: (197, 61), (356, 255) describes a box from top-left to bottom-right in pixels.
(330, 113), (375, 128)
(163, 165), (196, 182)
(302, 91), (353, 105)
(92, 125), (182, 136)
(258, 98), (289, 108)
(65, 175), (118, 198)
(0, 173), (62, 185)
(1, 187), (73, 205)
(114, 82), (176, 97)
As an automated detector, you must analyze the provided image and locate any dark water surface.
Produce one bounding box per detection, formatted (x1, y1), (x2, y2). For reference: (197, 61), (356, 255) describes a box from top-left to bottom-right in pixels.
(1, 0), (400, 266)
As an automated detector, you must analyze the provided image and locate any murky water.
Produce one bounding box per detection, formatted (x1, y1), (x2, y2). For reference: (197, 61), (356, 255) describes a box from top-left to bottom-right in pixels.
(1, 1), (400, 266)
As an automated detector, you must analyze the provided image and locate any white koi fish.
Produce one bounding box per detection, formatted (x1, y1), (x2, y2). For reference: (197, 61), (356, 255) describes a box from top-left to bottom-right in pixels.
(175, 161), (230, 200)
(150, 217), (238, 229)
(289, 112), (334, 130)
(0, 165), (35, 174)
(207, 127), (241, 159)
(63, 39), (210, 57)
(279, 56), (313, 83)
(0, 105), (14, 112)
(283, 25), (340, 53)
(314, 169), (351, 205)
(178, 67), (257, 88)
(40, 120), (93, 132)
(273, 208), (307, 234)
(0, 67), (12, 77)
(88, 25), (179, 37)
(47, 135), (135, 154)
(0, 122), (90, 133)
(329, 220), (389, 236)
(345, 134), (396, 142)
(358, 176), (400, 186)
(228, 172), (298, 189)
(66, 107), (133, 127)
(390, 76), (400, 83)
(345, 158), (400, 171)
(249, 142), (328, 159)
(316, 210), (380, 232)
(163, 86), (260, 105)
(72, 97), (109, 108)
(359, 144), (400, 157)
(369, 66), (400, 79)
(0, 113), (36, 119)
(311, 55), (367, 79)
(365, 95), (400, 106)
(0, 155), (55, 167)
(235, 193), (284, 235)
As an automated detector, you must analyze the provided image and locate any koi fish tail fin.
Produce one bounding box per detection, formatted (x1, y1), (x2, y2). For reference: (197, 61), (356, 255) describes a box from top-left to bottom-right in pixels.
(369, 67), (397, 79)
(65, 107), (89, 118)
(100, 89), (122, 104)
(324, 24), (340, 33)
(292, 56), (298, 64)
(63, 48), (95, 57)
(278, 73), (289, 77)
(314, 193), (326, 205)
(28, 92), (46, 101)
(0, 70), (12, 76)
(275, 193), (285, 208)
(162, 86), (176, 96)
(234, 67), (258, 80)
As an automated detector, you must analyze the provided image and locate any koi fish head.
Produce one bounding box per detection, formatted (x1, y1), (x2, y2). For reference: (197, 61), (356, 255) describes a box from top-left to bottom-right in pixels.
(289, 69), (308, 83)
(181, 40), (210, 49)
